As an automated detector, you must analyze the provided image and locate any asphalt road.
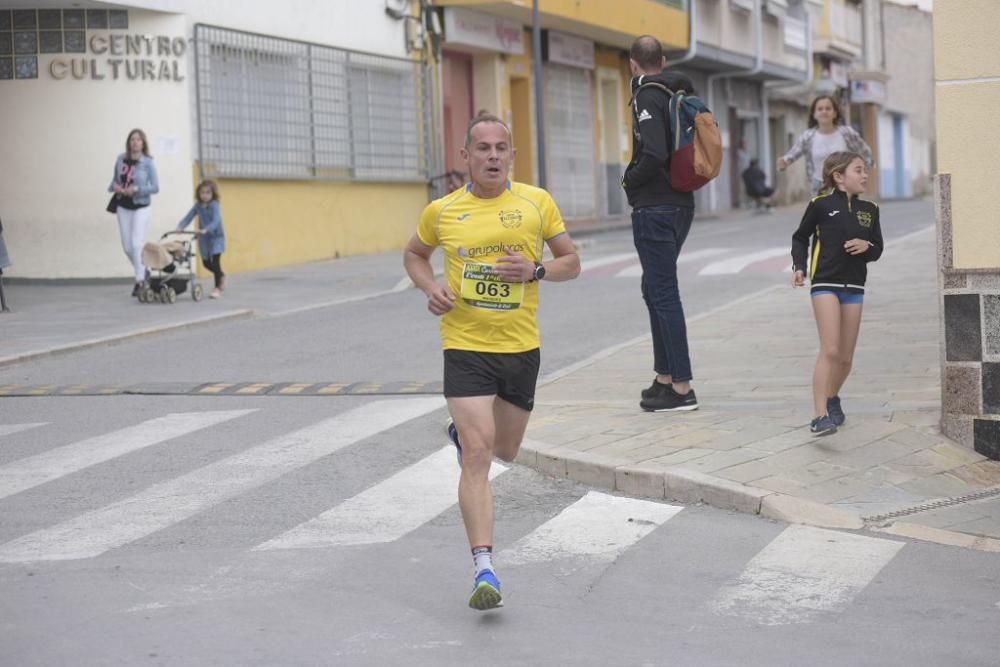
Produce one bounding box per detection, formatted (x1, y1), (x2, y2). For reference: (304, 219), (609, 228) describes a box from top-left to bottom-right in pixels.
(3, 199), (998, 665)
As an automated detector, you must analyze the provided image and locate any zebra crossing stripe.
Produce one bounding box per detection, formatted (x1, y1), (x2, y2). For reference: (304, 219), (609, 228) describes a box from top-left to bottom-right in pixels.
(501, 491), (682, 566)
(616, 248), (729, 278)
(256, 445), (507, 551)
(0, 423), (48, 438)
(699, 247), (790, 275)
(710, 525), (904, 625)
(0, 411), (255, 501)
(581, 252), (640, 273)
(0, 397), (444, 562)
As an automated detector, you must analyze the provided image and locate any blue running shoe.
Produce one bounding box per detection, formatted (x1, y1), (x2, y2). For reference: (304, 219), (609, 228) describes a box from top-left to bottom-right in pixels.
(810, 415), (838, 436)
(468, 569), (503, 610)
(827, 396), (845, 426)
(446, 419), (463, 467)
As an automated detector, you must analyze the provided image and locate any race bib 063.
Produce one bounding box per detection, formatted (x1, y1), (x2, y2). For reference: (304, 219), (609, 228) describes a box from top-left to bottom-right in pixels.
(460, 262), (523, 310)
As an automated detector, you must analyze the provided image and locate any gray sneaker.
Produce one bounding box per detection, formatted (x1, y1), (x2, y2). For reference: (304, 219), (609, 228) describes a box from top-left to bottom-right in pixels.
(827, 396), (845, 426)
(810, 415), (838, 436)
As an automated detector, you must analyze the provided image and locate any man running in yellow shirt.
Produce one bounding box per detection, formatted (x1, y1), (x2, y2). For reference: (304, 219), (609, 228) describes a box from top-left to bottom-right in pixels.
(404, 114), (580, 610)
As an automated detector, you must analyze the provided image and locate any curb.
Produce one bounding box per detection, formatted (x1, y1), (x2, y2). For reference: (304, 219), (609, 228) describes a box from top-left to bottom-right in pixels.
(0, 309), (255, 368)
(517, 440), (1000, 553)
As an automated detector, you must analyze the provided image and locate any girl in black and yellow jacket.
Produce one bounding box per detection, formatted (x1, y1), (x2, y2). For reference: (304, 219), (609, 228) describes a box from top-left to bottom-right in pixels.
(790, 151), (883, 436)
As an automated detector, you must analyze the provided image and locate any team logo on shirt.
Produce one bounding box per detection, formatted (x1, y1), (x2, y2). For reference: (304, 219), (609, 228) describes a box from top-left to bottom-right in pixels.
(856, 211), (873, 228)
(498, 209), (523, 229)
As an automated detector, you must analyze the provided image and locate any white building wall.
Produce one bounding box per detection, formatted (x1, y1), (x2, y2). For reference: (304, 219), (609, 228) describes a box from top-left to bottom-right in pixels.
(0, 10), (192, 278)
(698, 0), (757, 54)
(118, 0), (410, 57)
(0, 1), (409, 278)
(882, 2), (934, 197)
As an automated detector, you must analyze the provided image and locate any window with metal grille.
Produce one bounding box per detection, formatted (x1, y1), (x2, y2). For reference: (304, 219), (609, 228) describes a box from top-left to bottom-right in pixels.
(194, 24), (427, 182)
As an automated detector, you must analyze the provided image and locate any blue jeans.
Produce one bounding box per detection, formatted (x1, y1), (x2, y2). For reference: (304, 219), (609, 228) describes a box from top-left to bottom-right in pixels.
(632, 204), (695, 382)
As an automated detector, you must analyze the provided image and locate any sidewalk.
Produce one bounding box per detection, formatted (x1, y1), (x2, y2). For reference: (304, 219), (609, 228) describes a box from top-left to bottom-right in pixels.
(0, 250), (419, 366)
(522, 222), (1000, 551)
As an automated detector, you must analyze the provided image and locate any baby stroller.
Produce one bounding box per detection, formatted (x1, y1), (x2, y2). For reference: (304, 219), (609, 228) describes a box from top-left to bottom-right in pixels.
(139, 230), (204, 304)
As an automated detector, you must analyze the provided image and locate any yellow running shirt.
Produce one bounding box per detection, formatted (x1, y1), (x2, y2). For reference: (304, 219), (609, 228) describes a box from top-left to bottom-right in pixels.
(416, 181), (567, 353)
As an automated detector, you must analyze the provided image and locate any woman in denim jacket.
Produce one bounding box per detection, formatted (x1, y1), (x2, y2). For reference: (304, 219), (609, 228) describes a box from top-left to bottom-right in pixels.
(108, 128), (159, 297)
(777, 96), (873, 195)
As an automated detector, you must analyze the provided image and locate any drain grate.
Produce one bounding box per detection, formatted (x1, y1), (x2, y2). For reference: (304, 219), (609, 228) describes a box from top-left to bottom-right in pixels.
(863, 485), (1000, 524)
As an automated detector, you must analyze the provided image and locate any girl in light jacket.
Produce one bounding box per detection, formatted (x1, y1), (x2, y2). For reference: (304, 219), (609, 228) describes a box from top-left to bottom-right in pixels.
(777, 96), (873, 196)
(177, 179), (227, 298)
(109, 128), (159, 297)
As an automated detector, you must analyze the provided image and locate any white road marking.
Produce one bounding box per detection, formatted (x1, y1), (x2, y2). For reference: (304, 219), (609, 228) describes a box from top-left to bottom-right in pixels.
(0, 411), (255, 501)
(0, 423), (48, 438)
(711, 525), (904, 625)
(581, 252), (640, 273)
(0, 398), (444, 562)
(616, 247), (730, 277)
(699, 247), (791, 275)
(269, 288), (404, 317)
(501, 491), (682, 567)
(256, 446), (507, 550)
(393, 276), (415, 292)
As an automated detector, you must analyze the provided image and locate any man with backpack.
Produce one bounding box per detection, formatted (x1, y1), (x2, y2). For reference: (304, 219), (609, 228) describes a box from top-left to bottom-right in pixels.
(623, 35), (704, 413)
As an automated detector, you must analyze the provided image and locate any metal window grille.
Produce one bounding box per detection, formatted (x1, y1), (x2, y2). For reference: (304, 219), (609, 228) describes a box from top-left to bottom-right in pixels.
(194, 24), (428, 182)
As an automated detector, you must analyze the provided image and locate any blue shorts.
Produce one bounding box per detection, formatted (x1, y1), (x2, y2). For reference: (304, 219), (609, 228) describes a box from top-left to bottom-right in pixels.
(811, 290), (864, 305)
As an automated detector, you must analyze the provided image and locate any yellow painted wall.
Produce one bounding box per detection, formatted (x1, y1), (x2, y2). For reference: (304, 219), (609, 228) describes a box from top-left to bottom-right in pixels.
(203, 171), (428, 273)
(934, 0), (1000, 269)
(934, 0), (1000, 80)
(538, 0), (686, 47)
(816, 0), (831, 38)
(436, 0), (687, 49)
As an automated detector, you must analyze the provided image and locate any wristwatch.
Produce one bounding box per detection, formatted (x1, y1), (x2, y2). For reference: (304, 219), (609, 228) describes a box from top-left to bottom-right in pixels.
(531, 262), (546, 282)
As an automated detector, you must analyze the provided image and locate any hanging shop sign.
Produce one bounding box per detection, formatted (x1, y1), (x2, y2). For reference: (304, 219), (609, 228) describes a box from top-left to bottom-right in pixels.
(544, 31), (594, 70)
(849, 78), (887, 105)
(49, 33), (186, 81)
(443, 7), (523, 55)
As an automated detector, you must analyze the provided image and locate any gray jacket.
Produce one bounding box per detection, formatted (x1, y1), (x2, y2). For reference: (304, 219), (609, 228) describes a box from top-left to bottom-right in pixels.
(108, 154), (159, 206)
(781, 125), (873, 188)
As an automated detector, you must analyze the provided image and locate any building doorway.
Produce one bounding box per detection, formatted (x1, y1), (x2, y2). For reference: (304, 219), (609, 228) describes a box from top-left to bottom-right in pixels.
(442, 50), (473, 185)
(597, 70), (625, 216)
(510, 76), (534, 184)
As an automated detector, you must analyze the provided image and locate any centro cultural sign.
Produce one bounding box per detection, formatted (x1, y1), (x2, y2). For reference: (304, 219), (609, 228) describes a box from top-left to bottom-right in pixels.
(49, 33), (186, 81)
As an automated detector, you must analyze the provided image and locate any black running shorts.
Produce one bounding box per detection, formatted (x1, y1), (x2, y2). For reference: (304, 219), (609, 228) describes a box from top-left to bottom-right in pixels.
(443, 348), (541, 412)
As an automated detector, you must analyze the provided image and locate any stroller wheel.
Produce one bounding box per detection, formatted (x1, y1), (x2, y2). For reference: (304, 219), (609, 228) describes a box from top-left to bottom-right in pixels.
(143, 287), (156, 303)
(165, 286), (177, 304)
(137, 288), (148, 303)
(192, 283), (204, 302)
